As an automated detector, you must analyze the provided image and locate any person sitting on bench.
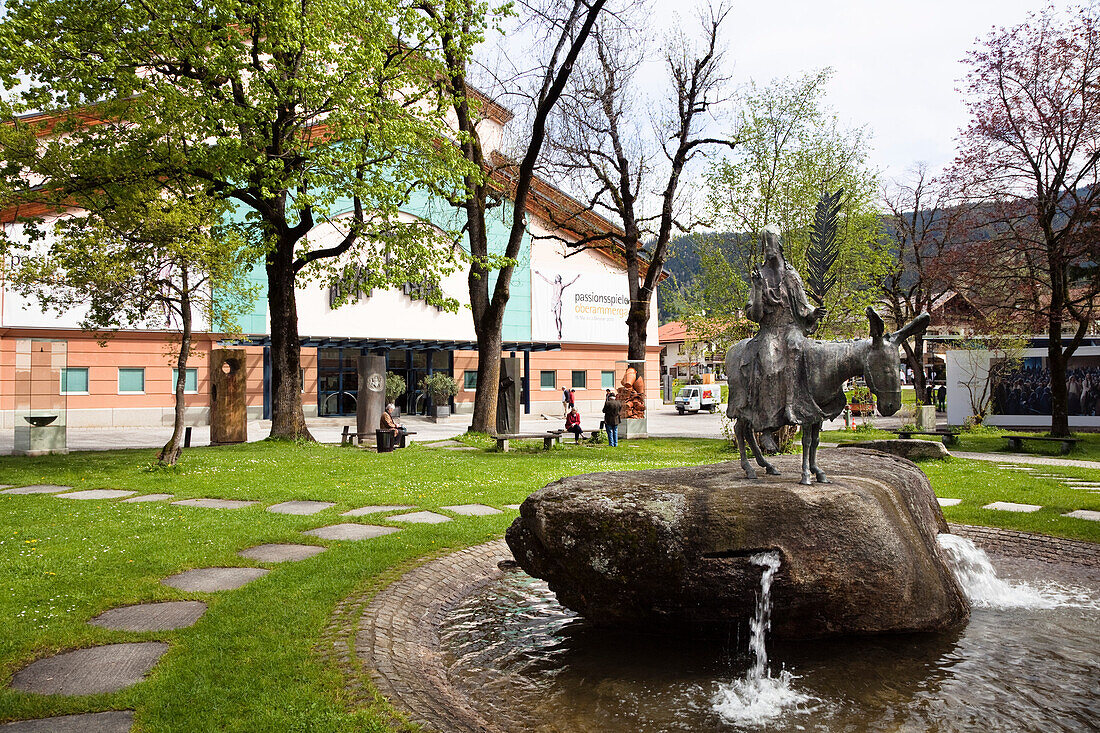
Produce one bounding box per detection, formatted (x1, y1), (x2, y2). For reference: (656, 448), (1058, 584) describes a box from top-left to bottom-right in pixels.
(565, 406), (583, 443)
(380, 404), (406, 446)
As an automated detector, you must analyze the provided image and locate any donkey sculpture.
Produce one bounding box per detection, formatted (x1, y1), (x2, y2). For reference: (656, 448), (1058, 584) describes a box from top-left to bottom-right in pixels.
(726, 308), (930, 485)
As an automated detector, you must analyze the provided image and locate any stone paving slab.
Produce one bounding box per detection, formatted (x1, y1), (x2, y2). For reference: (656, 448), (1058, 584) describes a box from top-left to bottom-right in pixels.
(238, 543), (327, 562)
(983, 501), (1043, 513)
(441, 504), (501, 516)
(162, 567), (269, 592)
(302, 523), (400, 541)
(937, 498), (962, 507)
(89, 601), (207, 631)
(1, 485), (71, 495)
(9, 642), (168, 695)
(503, 504), (521, 510)
(171, 498), (258, 510)
(0, 711), (134, 732)
(342, 505), (414, 516)
(1063, 510), (1100, 521)
(267, 500), (336, 515)
(56, 489), (136, 500)
(387, 511), (452, 524)
(122, 493), (175, 503)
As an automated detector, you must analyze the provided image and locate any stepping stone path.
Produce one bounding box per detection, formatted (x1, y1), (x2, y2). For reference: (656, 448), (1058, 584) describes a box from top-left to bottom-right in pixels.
(56, 489), (136, 500)
(441, 504), (501, 516)
(1063, 510), (1100, 522)
(239, 544), (327, 562)
(0, 710), (133, 732)
(504, 504), (522, 510)
(172, 498), (258, 509)
(937, 498), (962, 507)
(983, 501), (1042, 513)
(342, 505), (414, 516)
(267, 500), (335, 515)
(162, 567), (269, 592)
(123, 493), (174, 503)
(89, 601), (207, 632)
(10, 642), (168, 695)
(388, 511), (452, 524)
(1, 485), (70, 495)
(302, 523), (400, 541)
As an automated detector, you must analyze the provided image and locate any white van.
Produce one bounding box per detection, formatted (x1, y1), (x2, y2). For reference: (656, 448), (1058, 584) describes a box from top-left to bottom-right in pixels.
(675, 385), (720, 414)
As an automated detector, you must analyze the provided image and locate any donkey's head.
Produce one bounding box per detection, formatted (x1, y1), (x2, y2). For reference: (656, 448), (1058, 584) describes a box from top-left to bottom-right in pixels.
(863, 308), (930, 416)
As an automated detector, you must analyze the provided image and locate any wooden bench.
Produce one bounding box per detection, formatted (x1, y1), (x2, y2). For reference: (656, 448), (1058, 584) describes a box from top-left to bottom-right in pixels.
(493, 431), (563, 452)
(342, 426), (417, 449)
(894, 429), (959, 446)
(1004, 434), (1080, 455)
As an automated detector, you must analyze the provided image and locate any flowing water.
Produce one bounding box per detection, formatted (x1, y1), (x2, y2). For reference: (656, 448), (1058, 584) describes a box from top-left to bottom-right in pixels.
(440, 537), (1100, 732)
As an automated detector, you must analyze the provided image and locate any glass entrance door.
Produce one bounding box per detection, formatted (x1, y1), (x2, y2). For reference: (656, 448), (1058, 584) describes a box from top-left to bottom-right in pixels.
(318, 348), (359, 416)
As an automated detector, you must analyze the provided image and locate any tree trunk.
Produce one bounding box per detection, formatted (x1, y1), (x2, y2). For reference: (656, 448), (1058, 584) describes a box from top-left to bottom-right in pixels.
(470, 323), (502, 434)
(1048, 335), (1070, 438)
(267, 237), (313, 440)
(625, 297), (649, 363)
(158, 280), (191, 466)
(909, 335), (927, 404)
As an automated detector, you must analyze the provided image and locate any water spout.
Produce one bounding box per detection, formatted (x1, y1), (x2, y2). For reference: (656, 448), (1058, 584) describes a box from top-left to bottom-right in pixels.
(712, 551), (814, 726)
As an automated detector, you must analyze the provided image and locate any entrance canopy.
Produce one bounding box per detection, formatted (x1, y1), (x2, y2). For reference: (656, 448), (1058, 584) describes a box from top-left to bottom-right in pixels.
(227, 336), (562, 352)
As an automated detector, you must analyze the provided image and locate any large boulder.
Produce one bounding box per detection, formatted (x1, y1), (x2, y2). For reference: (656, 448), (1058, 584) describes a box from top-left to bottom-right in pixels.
(839, 438), (949, 460)
(506, 449), (969, 639)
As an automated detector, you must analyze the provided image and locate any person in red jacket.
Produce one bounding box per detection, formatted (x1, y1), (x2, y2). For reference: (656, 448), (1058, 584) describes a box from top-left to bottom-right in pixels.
(565, 406), (583, 443)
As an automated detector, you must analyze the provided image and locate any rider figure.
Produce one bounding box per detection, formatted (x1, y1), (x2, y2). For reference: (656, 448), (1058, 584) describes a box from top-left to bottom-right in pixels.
(735, 227), (827, 432)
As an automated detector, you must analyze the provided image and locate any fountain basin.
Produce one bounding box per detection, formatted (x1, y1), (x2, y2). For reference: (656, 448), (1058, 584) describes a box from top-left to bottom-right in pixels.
(506, 449), (969, 638)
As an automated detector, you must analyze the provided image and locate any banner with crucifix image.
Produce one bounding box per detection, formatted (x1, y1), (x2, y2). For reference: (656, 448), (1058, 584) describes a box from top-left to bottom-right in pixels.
(531, 268), (633, 344)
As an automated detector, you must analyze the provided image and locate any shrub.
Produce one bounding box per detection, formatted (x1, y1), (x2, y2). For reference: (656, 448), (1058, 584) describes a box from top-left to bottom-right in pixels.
(419, 372), (459, 403)
(385, 372), (406, 402)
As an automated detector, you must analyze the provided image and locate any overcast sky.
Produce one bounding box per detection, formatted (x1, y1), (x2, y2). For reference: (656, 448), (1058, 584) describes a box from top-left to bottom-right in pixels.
(644, 0), (1057, 184)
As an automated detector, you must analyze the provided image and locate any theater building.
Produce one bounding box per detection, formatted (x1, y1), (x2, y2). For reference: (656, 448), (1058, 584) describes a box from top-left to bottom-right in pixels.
(0, 108), (661, 428)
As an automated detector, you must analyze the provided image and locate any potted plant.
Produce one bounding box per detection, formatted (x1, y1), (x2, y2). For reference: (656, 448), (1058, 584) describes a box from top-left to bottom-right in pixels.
(385, 372), (406, 416)
(419, 373), (459, 421)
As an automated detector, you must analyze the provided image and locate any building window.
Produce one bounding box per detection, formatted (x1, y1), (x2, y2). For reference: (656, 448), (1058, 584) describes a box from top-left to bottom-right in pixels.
(601, 370), (615, 390)
(540, 370), (556, 390)
(172, 368), (199, 394)
(464, 370), (478, 390)
(60, 367), (89, 394)
(118, 368), (145, 394)
(571, 370), (587, 389)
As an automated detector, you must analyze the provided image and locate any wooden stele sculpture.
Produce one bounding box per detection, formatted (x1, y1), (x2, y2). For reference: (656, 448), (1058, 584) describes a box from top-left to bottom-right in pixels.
(210, 349), (247, 444)
(357, 355), (386, 444)
(496, 357), (521, 435)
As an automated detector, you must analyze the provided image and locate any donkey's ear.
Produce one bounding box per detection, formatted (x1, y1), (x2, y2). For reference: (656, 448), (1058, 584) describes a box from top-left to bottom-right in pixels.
(867, 307), (885, 342)
(891, 312), (931, 345)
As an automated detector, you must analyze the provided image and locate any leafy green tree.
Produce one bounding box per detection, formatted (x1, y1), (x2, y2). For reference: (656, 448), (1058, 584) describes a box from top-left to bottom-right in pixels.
(10, 182), (256, 465)
(705, 70), (887, 337)
(0, 0), (479, 440)
(666, 233), (751, 356)
(419, 0), (607, 433)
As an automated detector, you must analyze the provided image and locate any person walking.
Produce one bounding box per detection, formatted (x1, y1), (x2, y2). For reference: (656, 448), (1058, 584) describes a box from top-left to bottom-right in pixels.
(602, 389), (621, 447)
(936, 384), (947, 412)
(562, 386), (570, 418)
(565, 406), (583, 443)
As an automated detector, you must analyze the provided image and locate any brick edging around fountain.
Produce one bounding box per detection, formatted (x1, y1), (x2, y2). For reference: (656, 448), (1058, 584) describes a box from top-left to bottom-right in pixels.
(948, 523), (1100, 567)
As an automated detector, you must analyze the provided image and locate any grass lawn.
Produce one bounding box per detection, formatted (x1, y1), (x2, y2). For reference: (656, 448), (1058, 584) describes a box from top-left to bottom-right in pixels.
(0, 437), (1097, 730)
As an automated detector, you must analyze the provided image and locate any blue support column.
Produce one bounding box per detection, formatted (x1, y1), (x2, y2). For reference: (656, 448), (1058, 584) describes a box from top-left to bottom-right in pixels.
(522, 350), (530, 414)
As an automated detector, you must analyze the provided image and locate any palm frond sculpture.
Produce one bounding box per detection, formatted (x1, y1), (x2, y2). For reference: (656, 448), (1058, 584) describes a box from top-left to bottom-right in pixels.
(806, 188), (844, 306)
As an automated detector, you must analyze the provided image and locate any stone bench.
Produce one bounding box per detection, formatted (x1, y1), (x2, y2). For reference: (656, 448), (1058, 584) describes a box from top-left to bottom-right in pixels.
(563, 427), (604, 443)
(493, 432), (563, 452)
(1004, 434), (1080, 455)
(894, 429), (959, 446)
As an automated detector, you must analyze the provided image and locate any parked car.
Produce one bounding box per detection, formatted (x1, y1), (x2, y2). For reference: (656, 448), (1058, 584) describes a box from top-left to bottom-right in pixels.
(675, 385), (720, 414)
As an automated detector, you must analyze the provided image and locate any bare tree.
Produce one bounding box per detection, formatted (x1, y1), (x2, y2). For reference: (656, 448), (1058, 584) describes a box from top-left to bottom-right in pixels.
(545, 5), (739, 361)
(949, 4), (1100, 436)
(420, 0), (608, 433)
(880, 164), (975, 401)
